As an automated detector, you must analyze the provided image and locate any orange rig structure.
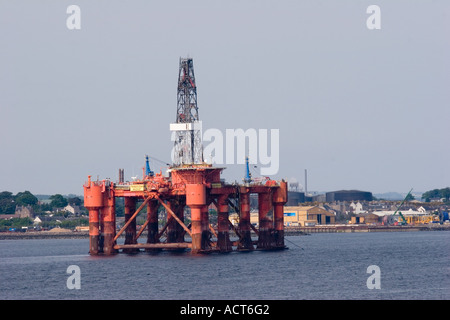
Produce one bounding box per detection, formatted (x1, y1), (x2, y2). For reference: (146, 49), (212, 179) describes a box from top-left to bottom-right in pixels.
(83, 58), (288, 255)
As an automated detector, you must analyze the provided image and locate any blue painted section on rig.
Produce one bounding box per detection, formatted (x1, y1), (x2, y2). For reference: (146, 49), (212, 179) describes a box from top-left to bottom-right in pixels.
(244, 156), (252, 184)
(145, 155), (154, 177)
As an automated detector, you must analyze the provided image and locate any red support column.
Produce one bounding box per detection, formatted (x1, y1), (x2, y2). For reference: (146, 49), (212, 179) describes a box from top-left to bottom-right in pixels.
(124, 197), (138, 253)
(165, 200), (175, 243)
(175, 199), (186, 243)
(190, 206), (202, 253)
(217, 194), (232, 252)
(102, 193), (116, 255)
(186, 184), (206, 254)
(88, 209), (100, 255)
(201, 204), (211, 251)
(167, 199), (185, 243)
(238, 191), (254, 251)
(84, 178), (104, 256)
(257, 191), (274, 250)
(273, 181), (288, 249)
(146, 200), (160, 245)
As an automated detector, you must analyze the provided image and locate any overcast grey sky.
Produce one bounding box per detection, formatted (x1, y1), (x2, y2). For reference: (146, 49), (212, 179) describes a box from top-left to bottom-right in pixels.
(1, 0), (449, 196)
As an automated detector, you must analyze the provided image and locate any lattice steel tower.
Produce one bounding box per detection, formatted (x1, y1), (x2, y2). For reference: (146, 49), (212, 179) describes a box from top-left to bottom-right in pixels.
(170, 57), (203, 166)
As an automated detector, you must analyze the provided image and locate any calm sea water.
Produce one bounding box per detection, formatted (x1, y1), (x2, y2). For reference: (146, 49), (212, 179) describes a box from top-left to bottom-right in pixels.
(0, 232), (449, 300)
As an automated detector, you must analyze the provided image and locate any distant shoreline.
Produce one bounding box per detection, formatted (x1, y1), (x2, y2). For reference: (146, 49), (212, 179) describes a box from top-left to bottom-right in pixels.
(283, 224), (450, 234)
(0, 224), (449, 240)
(0, 231), (90, 240)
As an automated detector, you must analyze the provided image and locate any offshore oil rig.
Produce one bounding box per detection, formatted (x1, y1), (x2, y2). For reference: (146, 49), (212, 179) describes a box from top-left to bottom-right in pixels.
(83, 58), (288, 255)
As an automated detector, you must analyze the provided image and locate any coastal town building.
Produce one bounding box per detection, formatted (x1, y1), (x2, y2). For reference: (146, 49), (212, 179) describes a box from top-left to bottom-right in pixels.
(350, 213), (379, 224)
(284, 206), (336, 226)
(349, 201), (366, 214)
(0, 205), (35, 220)
(63, 204), (82, 215)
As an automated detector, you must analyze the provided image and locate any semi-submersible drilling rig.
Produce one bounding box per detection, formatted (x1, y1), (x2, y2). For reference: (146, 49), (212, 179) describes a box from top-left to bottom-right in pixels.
(83, 58), (288, 255)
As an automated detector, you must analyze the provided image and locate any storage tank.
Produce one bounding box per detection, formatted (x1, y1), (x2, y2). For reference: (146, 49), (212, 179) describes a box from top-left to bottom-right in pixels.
(286, 191), (305, 206)
(326, 190), (373, 202)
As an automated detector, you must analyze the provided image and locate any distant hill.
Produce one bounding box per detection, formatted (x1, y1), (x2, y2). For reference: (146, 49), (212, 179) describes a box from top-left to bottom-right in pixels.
(374, 192), (404, 200)
(35, 194), (51, 200)
(35, 194), (82, 200)
(374, 191), (423, 201)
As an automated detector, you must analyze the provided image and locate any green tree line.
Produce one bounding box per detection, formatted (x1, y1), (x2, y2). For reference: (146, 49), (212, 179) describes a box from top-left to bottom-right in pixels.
(0, 216), (89, 231)
(0, 190), (83, 215)
(421, 188), (450, 202)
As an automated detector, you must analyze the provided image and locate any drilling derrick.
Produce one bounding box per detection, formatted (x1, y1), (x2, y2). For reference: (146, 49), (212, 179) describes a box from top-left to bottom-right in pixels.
(83, 57), (288, 256)
(171, 58), (203, 166)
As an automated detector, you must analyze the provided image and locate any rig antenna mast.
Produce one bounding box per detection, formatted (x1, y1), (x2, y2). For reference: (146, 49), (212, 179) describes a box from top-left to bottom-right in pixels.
(170, 57), (203, 166)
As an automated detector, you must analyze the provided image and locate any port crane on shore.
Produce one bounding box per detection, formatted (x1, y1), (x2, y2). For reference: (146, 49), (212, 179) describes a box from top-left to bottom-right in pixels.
(390, 188), (413, 225)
